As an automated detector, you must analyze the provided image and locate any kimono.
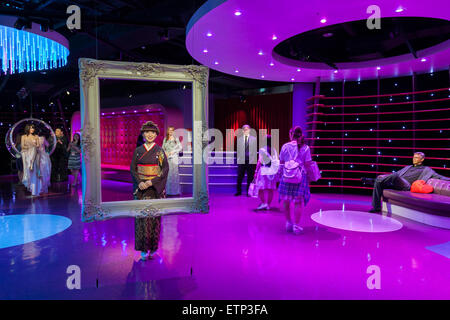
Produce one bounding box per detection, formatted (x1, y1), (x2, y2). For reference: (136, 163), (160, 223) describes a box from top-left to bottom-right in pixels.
(130, 142), (169, 252)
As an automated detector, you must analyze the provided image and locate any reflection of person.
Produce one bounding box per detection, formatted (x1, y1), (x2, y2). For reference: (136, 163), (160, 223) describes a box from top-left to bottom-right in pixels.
(162, 126), (182, 196)
(369, 152), (450, 213)
(235, 124), (257, 196)
(21, 124), (39, 195)
(130, 121), (169, 261)
(37, 134), (51, 194)
(67, 133), (81, 187)
(278, 126), (311, 235)
(51, 128), (68, 182)
(254, 135), (279, 210)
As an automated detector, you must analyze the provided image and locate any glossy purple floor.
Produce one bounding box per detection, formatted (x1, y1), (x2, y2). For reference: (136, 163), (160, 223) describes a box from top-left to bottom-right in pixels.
(0, 178), (449, 300)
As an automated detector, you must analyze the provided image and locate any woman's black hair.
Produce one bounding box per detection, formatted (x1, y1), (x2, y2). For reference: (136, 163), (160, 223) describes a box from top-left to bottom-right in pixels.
(290, 126), (305, 151)
(72, 133), (81, 147)
(24, 124), (35, 135)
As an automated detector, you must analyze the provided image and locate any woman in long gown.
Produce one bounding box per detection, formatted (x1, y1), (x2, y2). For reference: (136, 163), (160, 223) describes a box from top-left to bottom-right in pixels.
(67, 133), (81, 187)
(162, 126), (182, 196)
(37, 135), (51, 194)
(21, 124), (40, 196)
(130, 121), (169, 261)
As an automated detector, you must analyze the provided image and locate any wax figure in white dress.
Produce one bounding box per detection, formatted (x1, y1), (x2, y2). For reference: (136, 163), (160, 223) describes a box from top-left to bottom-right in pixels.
(254, 135), (280, 210)
(37, 135), (51, 194)
(21, 124), (40, 196)
(162, 126), (183, 196)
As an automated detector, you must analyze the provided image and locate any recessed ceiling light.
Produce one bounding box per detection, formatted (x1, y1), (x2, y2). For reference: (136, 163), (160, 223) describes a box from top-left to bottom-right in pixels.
(235, 69), (239, 73)
(291, 77), (295, 81)
(334, 70), (338, 73)
(272, 35), (277, 40)
(203, 49), (208, 53)
(258, 51), (263, 55)
(395, 6), (404, 13)
(376, 66), (381, 70)
(206, 32), (212, 37)
(269, 62), (274, 66)
(320, 18), (327, 24)
(261, 75), (265, 78)
(297, 68), (301, 72)
(234, 10), (242, 16)
(421, 58), (427, 62)
(214, 61), (219, 65)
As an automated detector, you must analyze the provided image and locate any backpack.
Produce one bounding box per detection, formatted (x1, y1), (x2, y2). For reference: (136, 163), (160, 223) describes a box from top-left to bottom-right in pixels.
(282, 145), (303, 184)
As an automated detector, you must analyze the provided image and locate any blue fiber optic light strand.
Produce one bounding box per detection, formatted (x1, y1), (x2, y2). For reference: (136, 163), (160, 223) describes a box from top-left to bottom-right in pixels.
(0, 25), (69, 74)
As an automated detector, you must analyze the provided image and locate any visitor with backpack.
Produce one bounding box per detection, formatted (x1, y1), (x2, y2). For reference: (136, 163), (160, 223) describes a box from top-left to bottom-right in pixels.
(278, 126), (312, 235)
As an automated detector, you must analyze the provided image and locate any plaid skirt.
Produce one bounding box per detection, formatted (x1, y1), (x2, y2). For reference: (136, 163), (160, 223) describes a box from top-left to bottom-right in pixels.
(278, 174), (310, 205)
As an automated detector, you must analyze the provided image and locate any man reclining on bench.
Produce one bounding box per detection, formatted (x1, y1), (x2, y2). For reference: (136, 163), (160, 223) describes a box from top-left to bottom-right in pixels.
(369, 152), (450, 213)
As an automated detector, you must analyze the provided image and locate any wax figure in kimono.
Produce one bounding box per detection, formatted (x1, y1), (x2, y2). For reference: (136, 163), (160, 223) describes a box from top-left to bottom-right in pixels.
(130, 121), (169, 261)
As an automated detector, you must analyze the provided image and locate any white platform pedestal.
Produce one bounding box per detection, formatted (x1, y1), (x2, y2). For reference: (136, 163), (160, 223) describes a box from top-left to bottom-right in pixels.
(383, 202), (450, 229)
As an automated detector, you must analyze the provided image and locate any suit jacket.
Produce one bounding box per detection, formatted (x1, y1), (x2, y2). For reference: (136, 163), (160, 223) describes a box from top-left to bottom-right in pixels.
(396, 165), (450, 182)
(236, 135), (257, 164)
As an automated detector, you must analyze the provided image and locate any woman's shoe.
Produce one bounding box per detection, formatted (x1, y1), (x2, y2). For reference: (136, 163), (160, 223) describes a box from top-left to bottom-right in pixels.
(293, 224), (304, 235)
(257, 203), (268, 210)
(286, 221), (293, 232)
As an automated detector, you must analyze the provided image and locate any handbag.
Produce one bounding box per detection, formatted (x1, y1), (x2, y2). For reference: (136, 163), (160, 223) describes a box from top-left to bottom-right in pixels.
(305, 161), (321, 182)
(248, 170), (259, 198)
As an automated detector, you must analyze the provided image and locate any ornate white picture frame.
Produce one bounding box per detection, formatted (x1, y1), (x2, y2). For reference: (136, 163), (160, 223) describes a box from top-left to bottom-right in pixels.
(78, 58), (209, 221)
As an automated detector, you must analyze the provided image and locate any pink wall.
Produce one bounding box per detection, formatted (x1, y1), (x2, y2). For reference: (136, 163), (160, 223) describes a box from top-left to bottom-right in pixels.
(71, 104), (183, 167)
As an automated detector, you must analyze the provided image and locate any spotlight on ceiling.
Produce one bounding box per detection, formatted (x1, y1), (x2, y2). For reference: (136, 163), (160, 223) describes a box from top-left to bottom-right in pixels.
(14, 18), (32, 30)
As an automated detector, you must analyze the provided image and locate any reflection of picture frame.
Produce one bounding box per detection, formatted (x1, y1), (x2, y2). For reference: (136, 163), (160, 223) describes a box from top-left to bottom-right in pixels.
(79, 58), (209, 221)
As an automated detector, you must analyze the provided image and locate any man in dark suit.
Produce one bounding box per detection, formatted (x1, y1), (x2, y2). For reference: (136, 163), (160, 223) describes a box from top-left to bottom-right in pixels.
(235, 124), (257, 196)
(51, 128), (69, 182)
(369, 152), (450, 213)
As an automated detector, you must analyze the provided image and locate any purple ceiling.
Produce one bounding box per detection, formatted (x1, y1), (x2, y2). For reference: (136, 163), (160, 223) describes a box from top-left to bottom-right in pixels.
(186, 0), (450, 82)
